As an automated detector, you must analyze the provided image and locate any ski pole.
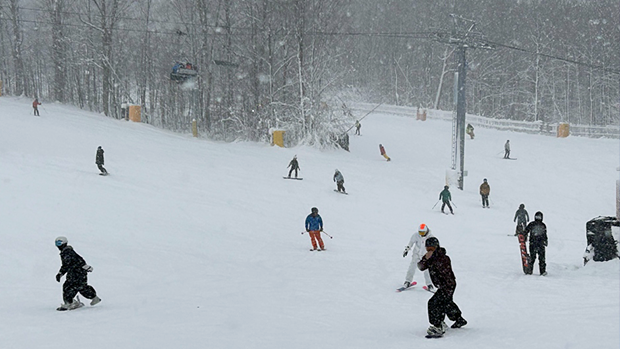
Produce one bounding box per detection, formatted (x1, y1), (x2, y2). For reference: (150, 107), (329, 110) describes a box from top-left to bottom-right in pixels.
(431, 200), (440, 209)
(451, 201), (458, 208)
(301, 231), (333, 239)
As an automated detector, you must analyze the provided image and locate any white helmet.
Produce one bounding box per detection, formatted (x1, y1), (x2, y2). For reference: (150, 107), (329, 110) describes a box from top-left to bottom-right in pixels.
(418, 223), (429, 236)
(55, 236), (68, 247)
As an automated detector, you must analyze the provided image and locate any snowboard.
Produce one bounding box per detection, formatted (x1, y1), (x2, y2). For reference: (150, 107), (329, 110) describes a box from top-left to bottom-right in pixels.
(503, 158), (517, 160)
(396, 281), (417, 292)
(99, 172), (109, 176)
(517, 227), (532, 274)
(283, 177), (303, 180)
(334, 190), (348, 195)
(425, 333), (444, 339)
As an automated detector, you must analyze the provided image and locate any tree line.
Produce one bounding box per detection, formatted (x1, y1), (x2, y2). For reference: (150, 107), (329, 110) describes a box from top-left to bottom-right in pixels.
(0, 0), (617, 146)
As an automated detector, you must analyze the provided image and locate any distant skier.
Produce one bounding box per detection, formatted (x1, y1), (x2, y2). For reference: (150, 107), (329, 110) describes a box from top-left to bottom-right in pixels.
(525, 211), (548, 276)
(479, 178), (490, 208)
(504, 140), (511, 159)
(95, 146), (108, 175)
(32, 98), (42, 116)
(402, 223), (435, 291)
(418, 237), (467, 338)
(513, 204), (529, 235)
(439, 186), (453, 214)
(333, 169), (346, 193)
(54, 236), (101, 310)
(466, 124), (474, 139)
(379, 144), (391, 161)
(305, 207), (325, 251)
(287, 155), (300, 178)
(355, 120), (361, 135)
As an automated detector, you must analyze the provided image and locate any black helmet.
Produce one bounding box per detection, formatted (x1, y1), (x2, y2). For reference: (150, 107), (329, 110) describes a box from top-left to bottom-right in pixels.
(425, 237), (440, 248)
(535, 211), (543, 221)
(519, 203), (525, 209)
(311, 207), (318, 214)
(444, 185), (449, 190)
(483, 178), (487, 182)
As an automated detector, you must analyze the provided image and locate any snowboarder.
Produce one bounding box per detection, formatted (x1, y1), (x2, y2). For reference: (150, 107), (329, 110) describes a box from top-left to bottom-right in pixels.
(479, 178), (490, 208)
(402, 223), (435, 291)
(439, 186), (453, 214)
(287, 155), (300, 178)
(466, 124), (474, 139)
(333, 169), (346, 193)
(418, 237), (467, 338)
(379, 144), (391, 161)
(305, 207), (325, 251)
(95, 146), (108, 175)
(504, 140), (511, 159)
(54, 236), (101, 310)
(32, 98), (41, 116)
(513, 204), (530, 235)
(525, 211), (548, 275)
(355, 120), (361, 135)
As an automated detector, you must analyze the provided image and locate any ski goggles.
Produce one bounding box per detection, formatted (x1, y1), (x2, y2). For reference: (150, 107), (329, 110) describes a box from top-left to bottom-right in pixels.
(55, 240), (65, 247)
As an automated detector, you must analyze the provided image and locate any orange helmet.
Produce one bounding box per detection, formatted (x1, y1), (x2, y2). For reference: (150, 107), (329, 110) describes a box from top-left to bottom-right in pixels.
(418, 223), (429, 236)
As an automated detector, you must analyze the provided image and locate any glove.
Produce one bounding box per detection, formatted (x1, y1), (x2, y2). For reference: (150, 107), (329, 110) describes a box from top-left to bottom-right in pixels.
(403, 246), (410, 258)
(56, 273), (62, 282)
(320, 227), (323, 231)
(82, 265), (93, 272)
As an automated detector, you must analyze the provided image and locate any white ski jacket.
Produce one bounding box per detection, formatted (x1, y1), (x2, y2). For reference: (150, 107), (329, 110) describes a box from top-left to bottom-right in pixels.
(405, 231), (435, 260)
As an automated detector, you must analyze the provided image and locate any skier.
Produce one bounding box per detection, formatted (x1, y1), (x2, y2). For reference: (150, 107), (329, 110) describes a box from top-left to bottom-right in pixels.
(355, 120), (361, 135)
(466, 124), (474, 139)
(504, 140), (511, 159)
(287, 155), (300, 178)
(54, 236), (101, 310)
(379, 144), (391, 161)
(305, 207), (325, 251)
(32, 98), (42, 116)
(333, 169), (346, 193)
(525, 211), (548, 276)
(439, 186), (453, 214)
(513, 204), (530, 235)
(95, 146), (108, 175)
(479, 178), (490, 208)
(402, 223), (435, 291)
(418, 237), (467, 337)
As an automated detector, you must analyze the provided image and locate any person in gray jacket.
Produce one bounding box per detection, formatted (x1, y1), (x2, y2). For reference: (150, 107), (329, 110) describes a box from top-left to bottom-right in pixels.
(513, 203), (529, 235)
(333, 169), (346, 193)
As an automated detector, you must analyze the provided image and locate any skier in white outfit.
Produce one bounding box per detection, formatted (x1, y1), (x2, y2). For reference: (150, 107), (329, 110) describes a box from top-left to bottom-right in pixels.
(402, 223), (435, 291)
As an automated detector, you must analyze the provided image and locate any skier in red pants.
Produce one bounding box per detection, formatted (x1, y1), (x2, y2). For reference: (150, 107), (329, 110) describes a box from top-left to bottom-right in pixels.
(305, 207), (325, 251)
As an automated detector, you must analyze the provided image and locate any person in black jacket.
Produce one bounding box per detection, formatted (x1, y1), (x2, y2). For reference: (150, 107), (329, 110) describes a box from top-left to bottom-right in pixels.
(418, 237), (467, 337)
(287, 155), (300, 178)
(95, 146), (108, 175)
(525, 211), (548, 276)
(55, 236), (101, 310)
(513, 204), (530, 235)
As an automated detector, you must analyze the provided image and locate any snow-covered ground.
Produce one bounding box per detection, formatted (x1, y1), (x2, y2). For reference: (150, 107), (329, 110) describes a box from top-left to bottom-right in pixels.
(0, 96), (618, 349)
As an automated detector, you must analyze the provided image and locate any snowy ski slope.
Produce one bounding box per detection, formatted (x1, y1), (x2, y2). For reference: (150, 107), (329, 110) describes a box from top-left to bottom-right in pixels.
(0, 96), (618, 349)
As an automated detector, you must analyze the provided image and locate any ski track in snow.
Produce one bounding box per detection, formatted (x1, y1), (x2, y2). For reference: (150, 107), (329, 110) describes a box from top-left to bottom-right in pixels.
(0, 96), (618, 349)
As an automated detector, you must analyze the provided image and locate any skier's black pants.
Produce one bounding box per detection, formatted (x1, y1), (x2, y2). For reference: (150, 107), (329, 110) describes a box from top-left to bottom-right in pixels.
(288, 168), (298, 178)
(528, 243), (546, 274)
(97, 164), (107, 174)
(504, 150), (510, 159)
(63, 274), (97, 304)
(337, 180), (345, 193)
(428, 286), (462, 327)
(481, 194), (489, 207)
(441, 201), (453, 213)
(33, 107), (39, 116)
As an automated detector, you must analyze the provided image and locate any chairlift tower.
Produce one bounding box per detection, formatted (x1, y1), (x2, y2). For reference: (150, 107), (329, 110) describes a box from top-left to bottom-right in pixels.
(435, 15), (494, 190)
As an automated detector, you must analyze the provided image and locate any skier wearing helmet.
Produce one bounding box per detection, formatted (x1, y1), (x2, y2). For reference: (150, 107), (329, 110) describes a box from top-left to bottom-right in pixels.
(54, 236), (101, 310)
(439, 185), (453, 214)
(513, 204), (529, 235)
(418, 237), (467, 337)
(479, 178), (490, 208)
(305, 207), (325, 251)
(402, 223), (435, 291)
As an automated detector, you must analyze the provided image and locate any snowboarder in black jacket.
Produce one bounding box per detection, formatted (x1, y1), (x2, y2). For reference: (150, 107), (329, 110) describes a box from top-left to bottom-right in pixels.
(524, 211), (548, 275)
(55, 236), (101, 310)
(96, 146), (108, 175)
(287, 155), (300, 178)
(418, 237), (467, 337)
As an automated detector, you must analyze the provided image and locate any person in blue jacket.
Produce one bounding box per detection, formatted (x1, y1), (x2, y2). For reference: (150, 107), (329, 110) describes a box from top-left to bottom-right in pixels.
(305, 207), (325, 251)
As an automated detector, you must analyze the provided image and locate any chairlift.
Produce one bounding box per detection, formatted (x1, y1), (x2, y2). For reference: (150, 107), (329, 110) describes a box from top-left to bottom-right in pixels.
(170, 61), (198, 82)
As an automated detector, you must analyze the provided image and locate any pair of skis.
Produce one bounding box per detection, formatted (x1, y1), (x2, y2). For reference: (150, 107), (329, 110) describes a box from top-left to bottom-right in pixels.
(395, 282), (435, 293)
